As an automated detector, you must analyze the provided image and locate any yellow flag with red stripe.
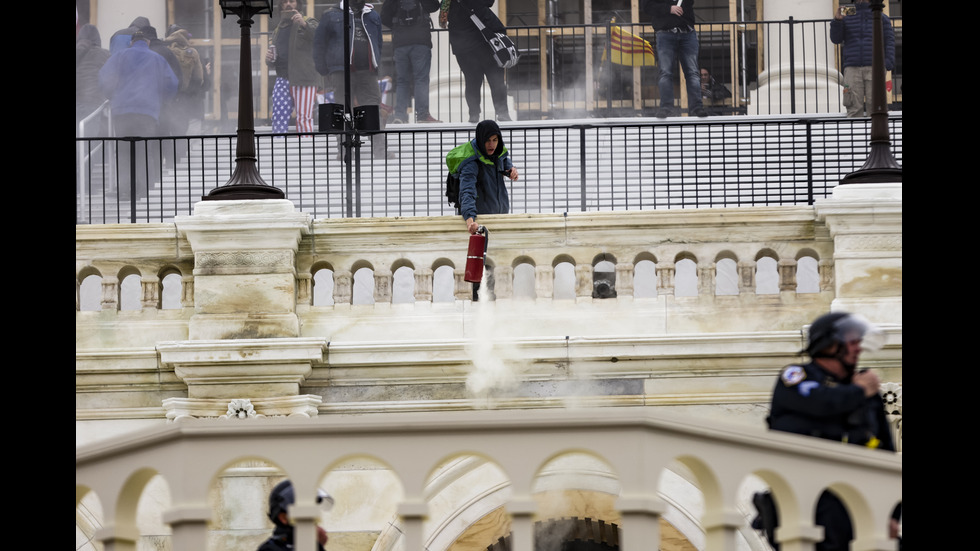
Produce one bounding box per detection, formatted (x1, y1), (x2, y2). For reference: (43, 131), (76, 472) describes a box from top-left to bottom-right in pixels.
(604, 25), (657, 67)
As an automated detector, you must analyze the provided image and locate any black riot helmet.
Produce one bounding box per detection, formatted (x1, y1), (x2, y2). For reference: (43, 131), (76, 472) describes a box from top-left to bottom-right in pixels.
(268, 480), (295, 525)
(804, 312), (884, 358)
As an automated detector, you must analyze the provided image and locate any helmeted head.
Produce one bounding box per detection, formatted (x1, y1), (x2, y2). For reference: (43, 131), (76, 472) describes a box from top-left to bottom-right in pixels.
(804, 312), (884, 372)
(268, 480), (295, 526)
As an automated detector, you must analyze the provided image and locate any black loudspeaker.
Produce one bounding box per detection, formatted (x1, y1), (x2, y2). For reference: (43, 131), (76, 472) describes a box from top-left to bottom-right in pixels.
(318, 103), (345, 132)
(353, 105), (381, 133)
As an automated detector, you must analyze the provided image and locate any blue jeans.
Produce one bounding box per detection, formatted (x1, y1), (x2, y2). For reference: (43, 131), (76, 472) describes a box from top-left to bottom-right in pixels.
(394, 44), (432, 118)
(656, 31), (702, 111)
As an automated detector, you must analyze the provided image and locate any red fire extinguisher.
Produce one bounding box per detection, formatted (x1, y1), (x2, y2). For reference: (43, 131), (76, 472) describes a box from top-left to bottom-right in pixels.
(464, 225), (488, 283)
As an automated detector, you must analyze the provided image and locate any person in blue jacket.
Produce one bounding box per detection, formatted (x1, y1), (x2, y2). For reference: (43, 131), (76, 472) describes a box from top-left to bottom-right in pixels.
(457, 119), (519, 234)
(314, 0), (388, 158)
(99, 30), (178, 201)
(452, 120), (518, 300)
(830, 0), (895, 117)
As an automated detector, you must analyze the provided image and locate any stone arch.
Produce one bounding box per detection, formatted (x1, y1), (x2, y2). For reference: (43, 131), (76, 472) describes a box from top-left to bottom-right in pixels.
(754, 249), (780, 295)
(351, 260), (377, 305)
(591, 254), (618, 299)
(432, 258), (457, 303)
(77, 266), (103, 312)
(795, 248), (821, 294)
(114, 467), (171, 549)
(632, 252), (658, 299)
(319, 454), (405, 551)
(552, 254), (577, 300)
(512, 255), (536, 299)
(673, 252), (699, 297)
(207, 457), (300, 551)
(311, 261), (335, 306)
(422, 452), (513, 551)
(392, 264), (416, 304)
(158, 265), (184, 310)
(114, 265), (143, 311)
(714, 251), (740, 296)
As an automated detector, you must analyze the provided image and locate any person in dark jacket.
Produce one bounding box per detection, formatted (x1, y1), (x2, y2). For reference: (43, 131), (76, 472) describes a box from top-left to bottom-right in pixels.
(381, 0), (442, 123)
(454, 120), (518, 300)
(765, 312), (899, 551)
(76, 24), (112, 136)
(830, 0), (895, 117)
(314, 0), (389, 159)
(458, 119), (518, 233)
(643, 0), (707, 118)
(440, 0), (512, 123)
(267, 0), (320, 134)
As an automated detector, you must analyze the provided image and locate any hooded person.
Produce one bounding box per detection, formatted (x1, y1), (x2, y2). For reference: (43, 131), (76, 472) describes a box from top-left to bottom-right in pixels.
(76, 24), (112, 133)
(457, 119), (519, 234)
(109, 16), (151, 55)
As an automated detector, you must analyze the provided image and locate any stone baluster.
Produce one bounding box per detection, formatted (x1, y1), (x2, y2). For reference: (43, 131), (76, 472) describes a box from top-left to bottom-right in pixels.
(535, 265), (554, 299)
(494, 265), (514, 299)
(575, 264), (592, 298)
(374, 269), (392, 303)
(101, 275), (119, 311)
(333, 270), (352, 305)
(738, 260), (756, 295)
(415, 267), (433, 302)
(778, 258), (798, 292)
(141, 275), (160, 309)
(454, 268), (470, 301)
(656, 262), (675, 296)
(296, 272), (311, 306)
(507, 499), (537, 551)
(616, 262), (634, 297)
(697, 263), (715, 297)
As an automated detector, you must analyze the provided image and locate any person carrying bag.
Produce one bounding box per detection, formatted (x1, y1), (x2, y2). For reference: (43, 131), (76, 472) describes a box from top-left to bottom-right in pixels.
(441, 0), (516, 122)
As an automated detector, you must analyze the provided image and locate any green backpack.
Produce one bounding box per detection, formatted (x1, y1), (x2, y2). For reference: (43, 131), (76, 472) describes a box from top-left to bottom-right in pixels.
(444, 141), (477, 211)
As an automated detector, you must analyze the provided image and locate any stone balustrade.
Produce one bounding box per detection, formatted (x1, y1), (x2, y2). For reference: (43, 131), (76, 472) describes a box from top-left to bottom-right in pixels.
(75, 407), (902, 551)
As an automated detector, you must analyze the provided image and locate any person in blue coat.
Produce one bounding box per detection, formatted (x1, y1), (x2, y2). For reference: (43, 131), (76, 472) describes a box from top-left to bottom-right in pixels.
(99, 30), (178, 201)
(314, 0), (388, 158)
(458, 119), (519, 234)
(830, 0), (896, 117)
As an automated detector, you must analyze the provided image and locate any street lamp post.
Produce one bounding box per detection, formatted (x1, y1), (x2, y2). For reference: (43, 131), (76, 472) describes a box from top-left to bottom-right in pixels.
(840, 0), (902, 184)
(205, 0), (285, 200)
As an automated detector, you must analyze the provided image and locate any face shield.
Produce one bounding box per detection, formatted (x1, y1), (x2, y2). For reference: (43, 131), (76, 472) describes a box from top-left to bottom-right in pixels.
(834, 313), (886, 352)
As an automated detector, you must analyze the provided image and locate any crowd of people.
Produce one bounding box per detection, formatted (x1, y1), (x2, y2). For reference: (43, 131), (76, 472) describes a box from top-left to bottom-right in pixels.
(77, 0), (896, 140)
(76, 0), (515, 143)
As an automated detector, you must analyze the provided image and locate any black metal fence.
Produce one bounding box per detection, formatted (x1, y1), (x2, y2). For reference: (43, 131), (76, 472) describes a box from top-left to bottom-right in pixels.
(76, 114), (902, 225)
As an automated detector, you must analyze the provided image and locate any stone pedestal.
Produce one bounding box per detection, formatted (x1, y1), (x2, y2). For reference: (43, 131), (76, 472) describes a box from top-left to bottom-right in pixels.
(175, 199), (311, 340)
(814, 182), (902, 323)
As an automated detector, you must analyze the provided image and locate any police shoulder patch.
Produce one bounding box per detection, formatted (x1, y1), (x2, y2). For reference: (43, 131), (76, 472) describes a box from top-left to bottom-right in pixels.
(780, 365), (806, 386)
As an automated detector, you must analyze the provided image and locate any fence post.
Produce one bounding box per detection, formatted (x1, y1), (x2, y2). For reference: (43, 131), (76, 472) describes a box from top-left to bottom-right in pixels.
(788, 16), (796, 114)
(578, 125), (587, 211)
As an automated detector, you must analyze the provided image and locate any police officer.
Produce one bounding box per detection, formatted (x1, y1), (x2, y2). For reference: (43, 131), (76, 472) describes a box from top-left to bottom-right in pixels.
(258, 480), (330, 551)
(763, 312), (897, 551)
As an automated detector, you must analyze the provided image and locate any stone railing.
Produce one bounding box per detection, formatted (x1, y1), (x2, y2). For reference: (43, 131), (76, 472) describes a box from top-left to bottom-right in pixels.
(75, 407), (902, 551)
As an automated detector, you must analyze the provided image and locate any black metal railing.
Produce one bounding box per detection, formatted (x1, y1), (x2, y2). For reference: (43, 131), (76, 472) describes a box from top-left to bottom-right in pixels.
(76, 114), (902, 225)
